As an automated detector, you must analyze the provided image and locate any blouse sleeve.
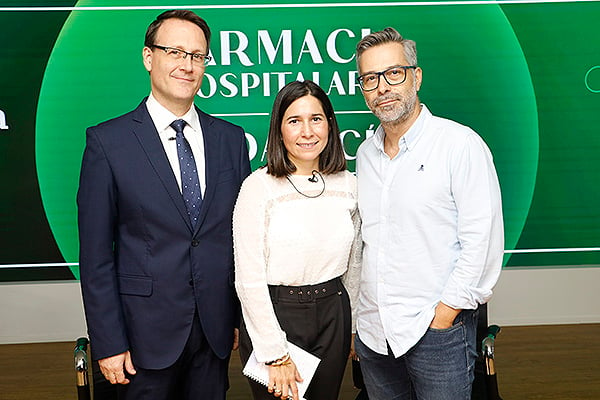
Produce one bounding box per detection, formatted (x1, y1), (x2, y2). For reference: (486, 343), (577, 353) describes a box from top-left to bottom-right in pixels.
(341, 173), (363, 333)
(233, 173), (289, 362)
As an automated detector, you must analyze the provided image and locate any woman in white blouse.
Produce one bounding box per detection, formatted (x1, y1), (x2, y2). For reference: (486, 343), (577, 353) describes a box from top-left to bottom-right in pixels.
(233, 80), (362, 400)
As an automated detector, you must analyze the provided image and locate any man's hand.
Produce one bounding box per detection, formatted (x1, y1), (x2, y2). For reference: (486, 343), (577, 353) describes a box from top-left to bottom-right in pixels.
(232, 328), (240, 351)
(98, 351), (136, 384)
(430, 302), (461, 330)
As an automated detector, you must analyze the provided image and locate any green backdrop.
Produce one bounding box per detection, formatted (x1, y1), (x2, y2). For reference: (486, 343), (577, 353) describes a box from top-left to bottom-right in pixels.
(1, 0), (599, 281)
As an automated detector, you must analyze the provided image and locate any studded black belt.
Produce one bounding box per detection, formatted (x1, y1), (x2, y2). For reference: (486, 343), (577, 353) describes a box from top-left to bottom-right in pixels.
(268, 276), (343, 303)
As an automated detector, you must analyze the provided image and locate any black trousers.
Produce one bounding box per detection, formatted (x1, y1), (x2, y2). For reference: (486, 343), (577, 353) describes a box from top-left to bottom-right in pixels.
(240, 277), (352, 400)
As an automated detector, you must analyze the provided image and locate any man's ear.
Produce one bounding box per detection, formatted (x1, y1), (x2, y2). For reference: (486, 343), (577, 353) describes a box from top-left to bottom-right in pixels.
(142, 47), (153, 72)
(415, 67), (423, 92)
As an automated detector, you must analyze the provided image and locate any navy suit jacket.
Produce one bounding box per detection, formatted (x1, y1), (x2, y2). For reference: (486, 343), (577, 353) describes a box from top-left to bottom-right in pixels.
(77, 100), (251, 369)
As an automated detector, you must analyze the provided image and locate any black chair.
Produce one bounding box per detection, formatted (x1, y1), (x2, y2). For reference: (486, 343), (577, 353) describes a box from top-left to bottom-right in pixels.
(74, 337), (91, 400)
(472, 304), (503, 400)
(74, 338), (121, 400)
(479, 324), (503, 400)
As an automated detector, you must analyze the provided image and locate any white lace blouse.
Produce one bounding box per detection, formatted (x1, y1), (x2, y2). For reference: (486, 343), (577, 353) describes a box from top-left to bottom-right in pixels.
(233, 168), (362, 362)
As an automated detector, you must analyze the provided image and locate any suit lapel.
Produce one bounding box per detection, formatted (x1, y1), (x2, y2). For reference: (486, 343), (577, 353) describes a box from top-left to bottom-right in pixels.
(130, 101), (192, 231)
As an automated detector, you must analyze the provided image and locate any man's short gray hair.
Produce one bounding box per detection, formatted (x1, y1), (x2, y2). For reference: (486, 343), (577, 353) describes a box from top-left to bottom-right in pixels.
(356, 27), (418, 69)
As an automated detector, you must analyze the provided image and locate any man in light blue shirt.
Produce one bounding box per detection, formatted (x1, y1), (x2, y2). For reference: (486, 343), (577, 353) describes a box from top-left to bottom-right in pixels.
(353, 28), (504, 400)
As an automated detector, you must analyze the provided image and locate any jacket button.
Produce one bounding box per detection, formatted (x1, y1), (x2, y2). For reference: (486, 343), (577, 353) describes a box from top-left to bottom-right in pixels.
(191, 240), (199, 247)
(189, 279), (194, 286)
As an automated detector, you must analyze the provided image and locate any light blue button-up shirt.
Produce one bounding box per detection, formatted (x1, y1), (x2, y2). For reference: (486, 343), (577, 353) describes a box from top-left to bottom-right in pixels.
(356, 104), (504, 357)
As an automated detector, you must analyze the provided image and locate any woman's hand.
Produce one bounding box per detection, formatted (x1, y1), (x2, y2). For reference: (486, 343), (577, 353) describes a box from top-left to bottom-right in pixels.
(267, 358), (303, 399)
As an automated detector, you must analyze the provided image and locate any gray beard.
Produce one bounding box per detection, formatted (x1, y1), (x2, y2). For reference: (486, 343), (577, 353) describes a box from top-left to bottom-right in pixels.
(368, 86), (418, 125)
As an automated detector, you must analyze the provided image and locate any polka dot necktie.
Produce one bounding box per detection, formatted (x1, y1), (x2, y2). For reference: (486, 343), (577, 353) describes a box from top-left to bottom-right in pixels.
(171, 119), (202, 227)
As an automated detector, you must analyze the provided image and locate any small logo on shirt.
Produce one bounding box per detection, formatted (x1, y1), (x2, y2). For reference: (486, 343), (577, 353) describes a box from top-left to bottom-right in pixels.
(418, 164), (425, 171)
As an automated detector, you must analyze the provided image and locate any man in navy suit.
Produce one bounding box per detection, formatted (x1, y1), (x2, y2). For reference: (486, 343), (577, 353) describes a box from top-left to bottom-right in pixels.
(77, 10), (251, 400)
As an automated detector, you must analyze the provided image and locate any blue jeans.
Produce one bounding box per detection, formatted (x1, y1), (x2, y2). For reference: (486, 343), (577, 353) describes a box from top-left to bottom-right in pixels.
(355, 309), (478, 400)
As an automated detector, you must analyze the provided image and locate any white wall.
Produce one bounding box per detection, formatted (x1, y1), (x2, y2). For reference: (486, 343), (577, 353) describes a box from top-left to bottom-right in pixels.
(1, 267), (599, 344)
(0, 281), (87, 344)
(488, 267), (600, 326)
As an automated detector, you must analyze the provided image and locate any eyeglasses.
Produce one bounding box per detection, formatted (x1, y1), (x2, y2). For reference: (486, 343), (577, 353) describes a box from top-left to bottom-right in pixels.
(357, 65), (417, 91)
(151, 44), (212, 66)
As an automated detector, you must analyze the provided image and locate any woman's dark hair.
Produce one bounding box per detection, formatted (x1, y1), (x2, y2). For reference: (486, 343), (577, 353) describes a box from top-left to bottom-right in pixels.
(266, 80), (347, 177)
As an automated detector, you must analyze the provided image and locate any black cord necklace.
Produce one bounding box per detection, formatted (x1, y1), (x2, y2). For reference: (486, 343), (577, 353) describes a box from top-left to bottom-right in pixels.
(286, 170), (325, 198)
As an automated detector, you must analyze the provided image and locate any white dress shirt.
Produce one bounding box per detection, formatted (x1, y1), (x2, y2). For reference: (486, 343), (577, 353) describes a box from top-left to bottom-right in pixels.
(356, 104), (504, 357)
(146, 93), (206, 196)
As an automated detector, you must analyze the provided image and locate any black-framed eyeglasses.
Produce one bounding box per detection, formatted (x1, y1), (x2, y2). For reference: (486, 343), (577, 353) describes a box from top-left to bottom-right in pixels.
(151, 44), (212, 66)
(357, 65), (417, 91)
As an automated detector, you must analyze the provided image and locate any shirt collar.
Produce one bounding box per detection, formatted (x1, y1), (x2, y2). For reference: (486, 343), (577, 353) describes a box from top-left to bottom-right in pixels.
(146, 93), (201, 134)
(373, 104), (431, 153)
